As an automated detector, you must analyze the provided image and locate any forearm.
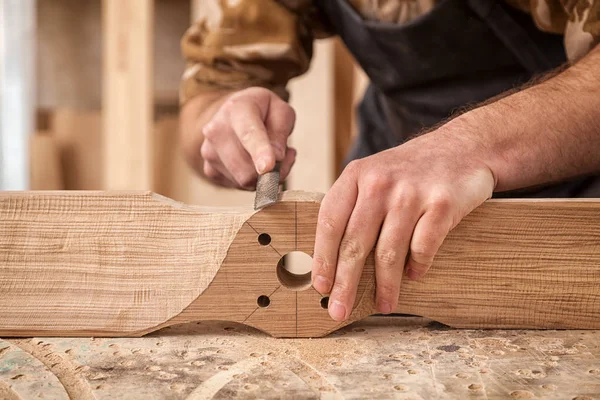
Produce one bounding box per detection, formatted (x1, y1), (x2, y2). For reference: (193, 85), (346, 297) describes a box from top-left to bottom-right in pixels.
(455, 46), (600, 192)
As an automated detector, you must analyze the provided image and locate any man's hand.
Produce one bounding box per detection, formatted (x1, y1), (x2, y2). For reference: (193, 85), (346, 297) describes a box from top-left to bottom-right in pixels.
(181, 87), (297, 189)
(311, 123), (496, 321)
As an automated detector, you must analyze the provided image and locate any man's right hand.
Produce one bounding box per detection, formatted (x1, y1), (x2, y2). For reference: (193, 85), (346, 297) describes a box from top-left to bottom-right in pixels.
(180, 87), (297, 190)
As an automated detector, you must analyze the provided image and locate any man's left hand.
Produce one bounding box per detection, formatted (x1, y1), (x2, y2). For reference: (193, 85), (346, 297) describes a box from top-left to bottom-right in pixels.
(311, 120), (496, 321)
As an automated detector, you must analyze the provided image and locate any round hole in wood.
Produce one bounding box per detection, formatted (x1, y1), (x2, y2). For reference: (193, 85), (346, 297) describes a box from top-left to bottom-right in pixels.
(276, 251), (313, 291)
(320, 296), (329, 309)
(257, 295), (270, 308)
(257, 233), (271, 246)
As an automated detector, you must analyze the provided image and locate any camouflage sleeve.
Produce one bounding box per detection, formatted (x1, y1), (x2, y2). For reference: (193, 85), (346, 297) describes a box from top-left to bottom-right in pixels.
(513, 0), (600, 61)
(180, 0), (329, 105)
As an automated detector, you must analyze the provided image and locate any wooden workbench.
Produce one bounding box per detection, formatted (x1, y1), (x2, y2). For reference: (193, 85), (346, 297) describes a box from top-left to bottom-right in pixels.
(1, 317), (599, 399)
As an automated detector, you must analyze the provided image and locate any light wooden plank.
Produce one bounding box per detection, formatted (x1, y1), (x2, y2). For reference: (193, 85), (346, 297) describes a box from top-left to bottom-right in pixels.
(1, 192), (600, 338)
(333, 39), (355, 177)
(102, 0), (154, 190)
(288, 39), (335, 193)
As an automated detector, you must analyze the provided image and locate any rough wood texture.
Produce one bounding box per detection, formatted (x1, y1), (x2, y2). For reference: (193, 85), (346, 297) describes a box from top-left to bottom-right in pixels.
(0, 191), (600, 338)
(2, 318), (600, 399)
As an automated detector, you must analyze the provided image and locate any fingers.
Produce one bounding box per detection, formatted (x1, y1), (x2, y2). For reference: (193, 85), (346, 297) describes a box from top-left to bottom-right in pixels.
(265, 97), (296, 161)
(200, 141), (243, 188)
(279, 147), (297, 181)
(374, 206), (420, 314)
(327, 193), (385, 321)
(202, 163), (238, 188)
(312, 168), (359, 297)
(203, 120), (258, 189)
(201, 89), (297, 189)
(228, 98), (275, 174)
(405, 205), (453, 280)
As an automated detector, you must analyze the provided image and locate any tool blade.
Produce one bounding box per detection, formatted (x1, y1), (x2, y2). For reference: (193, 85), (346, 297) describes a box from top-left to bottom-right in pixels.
(254, 162), (281, 210)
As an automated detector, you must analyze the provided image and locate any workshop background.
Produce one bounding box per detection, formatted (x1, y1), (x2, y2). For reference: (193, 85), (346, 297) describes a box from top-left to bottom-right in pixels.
(0, 0), (368, 205)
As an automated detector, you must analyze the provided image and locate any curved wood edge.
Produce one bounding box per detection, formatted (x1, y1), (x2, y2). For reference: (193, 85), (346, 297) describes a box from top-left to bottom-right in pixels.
(2, 191), (600, 338)
(0, 191), (254, 336)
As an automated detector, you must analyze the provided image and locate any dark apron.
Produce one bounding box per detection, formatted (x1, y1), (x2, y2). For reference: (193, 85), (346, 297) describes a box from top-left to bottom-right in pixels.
(317, 0), (600, 197)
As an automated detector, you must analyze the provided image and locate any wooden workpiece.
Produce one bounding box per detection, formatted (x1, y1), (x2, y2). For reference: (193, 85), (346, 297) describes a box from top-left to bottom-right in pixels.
(1, 190), (600, 338)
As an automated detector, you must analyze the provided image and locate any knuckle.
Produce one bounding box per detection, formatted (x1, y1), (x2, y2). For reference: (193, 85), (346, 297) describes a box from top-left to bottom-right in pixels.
(203, 163), (219, 180)
(312, 255), (331, 276)
(238, 125), (265, 146)
(202, 121), (220, 140)
(363, 172), (392, 197)
(332, 280), (353, 300)
(345, 160), (361, 175)
(318, 215), (338, 235)
(338, 238), (366, 263)
(222, 95), (241, 110)
(394, 186), (418, 208)
(376, 282), (398, 299)
(428, 188), (454, 214)
(200, 141), (215, 161)
(375, 248), (398, 270)
(410, 244), (434, 263)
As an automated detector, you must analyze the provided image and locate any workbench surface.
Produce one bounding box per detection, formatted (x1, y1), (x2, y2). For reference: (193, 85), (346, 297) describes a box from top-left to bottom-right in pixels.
(1, 317), (599, 399)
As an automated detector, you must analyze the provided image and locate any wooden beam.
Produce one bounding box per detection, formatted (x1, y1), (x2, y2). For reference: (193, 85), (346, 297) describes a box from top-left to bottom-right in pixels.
(288, 40), (335, 193)
(1, 191), (600, 338)
(102, 0), (153, 190)
(333, 39), (355, 177)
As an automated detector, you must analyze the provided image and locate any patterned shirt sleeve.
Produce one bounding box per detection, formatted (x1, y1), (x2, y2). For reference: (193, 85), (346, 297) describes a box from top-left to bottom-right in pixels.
(180, 0), (330, 104)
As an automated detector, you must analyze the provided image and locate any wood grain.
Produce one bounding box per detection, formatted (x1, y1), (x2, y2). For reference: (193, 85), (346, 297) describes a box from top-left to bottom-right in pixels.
(0, 191), (599, 338)
(0, 191), (252, 335)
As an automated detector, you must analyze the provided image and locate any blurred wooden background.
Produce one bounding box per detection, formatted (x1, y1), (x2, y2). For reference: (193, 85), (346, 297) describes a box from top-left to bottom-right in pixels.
(32, 0), (368, 206)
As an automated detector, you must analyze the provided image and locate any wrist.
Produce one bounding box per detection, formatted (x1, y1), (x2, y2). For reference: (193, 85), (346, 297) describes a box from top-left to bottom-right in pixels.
(436, 112), (500, 192)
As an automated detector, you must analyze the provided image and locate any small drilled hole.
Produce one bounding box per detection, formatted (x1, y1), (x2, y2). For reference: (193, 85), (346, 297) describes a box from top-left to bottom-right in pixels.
(257, 295), (270, 308)
(320, 297), (329, 309)
(257, 233), (271, 246)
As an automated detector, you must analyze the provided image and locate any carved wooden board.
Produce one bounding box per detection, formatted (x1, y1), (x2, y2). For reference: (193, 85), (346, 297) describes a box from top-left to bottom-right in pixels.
(0, 191), (599, 338)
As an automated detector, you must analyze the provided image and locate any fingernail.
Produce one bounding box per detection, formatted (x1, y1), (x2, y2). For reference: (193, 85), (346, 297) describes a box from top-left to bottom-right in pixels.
(377, 300), (392, 314)
(257, 158), (268, 174)
(406, 268), (420, 280)
(313, 275), (331, 294)
(329, 300), (347, 321)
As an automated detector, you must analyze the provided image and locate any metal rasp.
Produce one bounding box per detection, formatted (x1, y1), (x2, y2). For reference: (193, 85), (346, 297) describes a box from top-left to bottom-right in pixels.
(254, 162), (281, 210)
